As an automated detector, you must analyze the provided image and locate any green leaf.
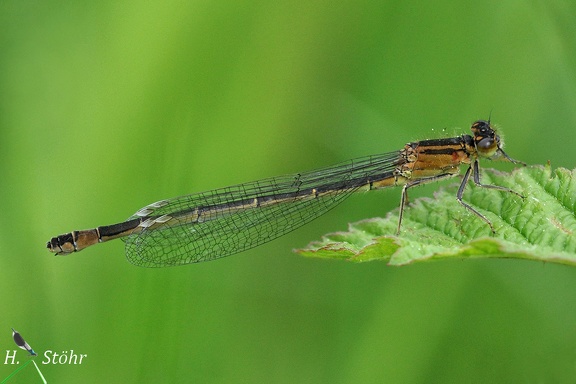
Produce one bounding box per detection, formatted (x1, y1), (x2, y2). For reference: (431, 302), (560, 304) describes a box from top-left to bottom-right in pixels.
(296, 164), (576, 266)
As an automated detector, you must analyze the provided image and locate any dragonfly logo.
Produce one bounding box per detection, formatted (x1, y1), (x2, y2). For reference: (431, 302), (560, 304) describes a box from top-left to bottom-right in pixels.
(3, 327), (88, 383)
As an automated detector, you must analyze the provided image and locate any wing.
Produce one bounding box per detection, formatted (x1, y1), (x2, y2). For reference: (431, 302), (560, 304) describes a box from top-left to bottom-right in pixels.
(123, 151), (403, 267)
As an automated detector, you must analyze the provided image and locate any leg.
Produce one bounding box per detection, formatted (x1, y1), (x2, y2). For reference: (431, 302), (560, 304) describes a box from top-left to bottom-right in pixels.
(456, 161), (524, 233)
(396, 173), (457, 234)
(456, 165), (496, 233)
(471, 160), (524, 198)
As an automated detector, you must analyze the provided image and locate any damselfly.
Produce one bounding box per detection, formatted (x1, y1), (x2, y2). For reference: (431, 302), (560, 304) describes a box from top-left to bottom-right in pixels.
(47, 120), (525, 267)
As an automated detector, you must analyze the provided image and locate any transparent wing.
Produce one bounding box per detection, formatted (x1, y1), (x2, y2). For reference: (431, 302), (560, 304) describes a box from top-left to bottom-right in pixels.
(123, 151), (403, 267)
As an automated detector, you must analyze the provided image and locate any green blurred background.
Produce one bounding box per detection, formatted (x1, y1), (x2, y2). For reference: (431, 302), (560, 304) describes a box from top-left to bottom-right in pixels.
(1, 1), (576, 382)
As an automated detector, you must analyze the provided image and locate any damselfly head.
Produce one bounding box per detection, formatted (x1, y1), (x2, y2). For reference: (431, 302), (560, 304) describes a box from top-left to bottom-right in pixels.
(471, 120), (501, 158)
(471, 120), (526, 165)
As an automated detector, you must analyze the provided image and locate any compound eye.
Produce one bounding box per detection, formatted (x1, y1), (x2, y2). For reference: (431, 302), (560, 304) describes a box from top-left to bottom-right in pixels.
(477, 137), (494, 150)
